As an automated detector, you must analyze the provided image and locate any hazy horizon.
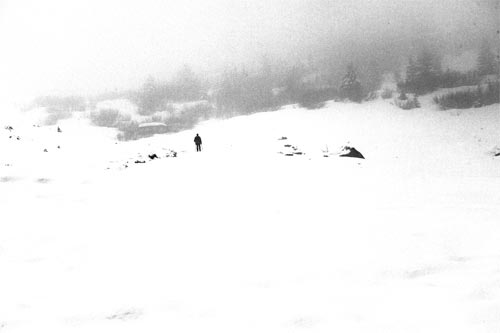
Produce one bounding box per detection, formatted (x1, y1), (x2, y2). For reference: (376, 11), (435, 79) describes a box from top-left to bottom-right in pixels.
(0, 0), (498, 105)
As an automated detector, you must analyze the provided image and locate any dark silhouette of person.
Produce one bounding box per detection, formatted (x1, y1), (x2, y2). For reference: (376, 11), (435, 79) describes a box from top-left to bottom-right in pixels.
(194, 134), (202, 152)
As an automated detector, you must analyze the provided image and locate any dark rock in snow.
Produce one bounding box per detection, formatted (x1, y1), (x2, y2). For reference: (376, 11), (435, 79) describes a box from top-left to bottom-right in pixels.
(148, 154), (159, 160)
(278, 136), (288, 140)
(339, 146), (365, 159)
(134, 160), (146, 164)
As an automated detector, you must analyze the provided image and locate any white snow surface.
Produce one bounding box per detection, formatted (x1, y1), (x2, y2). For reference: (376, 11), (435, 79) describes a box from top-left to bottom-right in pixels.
(1, 99), (500, 332)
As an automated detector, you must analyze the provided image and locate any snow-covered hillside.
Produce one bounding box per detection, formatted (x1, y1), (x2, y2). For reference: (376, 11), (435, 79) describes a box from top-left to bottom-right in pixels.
(1, 99), (499, 332)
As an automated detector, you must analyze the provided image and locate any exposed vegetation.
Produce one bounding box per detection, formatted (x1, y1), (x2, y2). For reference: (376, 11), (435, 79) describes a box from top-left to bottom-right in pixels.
(394, 92), (421, 110)
(433, 82), (499, 110)
(28, 38), (499, 139)
(90, 108), (131, 127)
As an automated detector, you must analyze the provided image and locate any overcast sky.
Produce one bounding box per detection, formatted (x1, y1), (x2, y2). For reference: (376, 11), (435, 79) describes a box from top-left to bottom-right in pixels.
(0, 0), (497, 104)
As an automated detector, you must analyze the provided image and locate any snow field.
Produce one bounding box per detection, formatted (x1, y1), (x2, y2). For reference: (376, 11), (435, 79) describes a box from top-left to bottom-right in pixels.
(0, 99), (499, 332)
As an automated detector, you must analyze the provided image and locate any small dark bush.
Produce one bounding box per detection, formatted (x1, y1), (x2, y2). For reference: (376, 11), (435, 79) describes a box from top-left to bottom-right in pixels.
(394, 95), (420, 110)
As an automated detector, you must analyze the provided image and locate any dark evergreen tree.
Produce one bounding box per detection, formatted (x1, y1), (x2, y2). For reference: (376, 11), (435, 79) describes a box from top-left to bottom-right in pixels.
(364, 59), (383, 93)
(339, 63), (363, 102)
(404, 48), (441, 94)
(404, 56), (418, 92)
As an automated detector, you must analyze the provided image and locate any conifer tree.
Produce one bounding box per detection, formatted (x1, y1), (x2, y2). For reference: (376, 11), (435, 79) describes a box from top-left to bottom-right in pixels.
(364, 59), (383, 93)
(404, 56), (418, 92)
(339, 63), (363, 102)
(404, 48), (441, 94)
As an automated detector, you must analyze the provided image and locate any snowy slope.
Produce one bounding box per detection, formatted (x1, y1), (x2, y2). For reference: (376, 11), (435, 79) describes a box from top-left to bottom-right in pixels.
(1, 99), (500, 332)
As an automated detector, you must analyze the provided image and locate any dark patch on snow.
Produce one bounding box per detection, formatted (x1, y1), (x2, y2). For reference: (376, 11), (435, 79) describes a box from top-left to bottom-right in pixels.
(106, 309), (142, 321)
(339, 146), (365, 159)
(449, 256), (470, 263)
(278, 136), (288, 140)
(405, 266), (441, 279)
(280, 142), (303, 157)
(289, 316), (317, 329)
(0, 176), (18, 183)
(134, 160), (146, 164)
(148, 154), (159, 160)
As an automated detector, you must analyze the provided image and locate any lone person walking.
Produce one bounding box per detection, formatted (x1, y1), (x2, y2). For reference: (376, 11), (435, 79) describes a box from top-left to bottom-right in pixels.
(194, 133), (202, 152)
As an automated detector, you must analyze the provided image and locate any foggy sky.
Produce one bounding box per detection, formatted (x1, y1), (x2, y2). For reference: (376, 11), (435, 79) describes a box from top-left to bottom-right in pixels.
(0, 0), (498, 104)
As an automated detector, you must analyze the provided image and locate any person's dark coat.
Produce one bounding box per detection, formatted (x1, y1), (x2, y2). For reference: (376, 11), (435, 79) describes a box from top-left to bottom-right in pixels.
(194, 135), (202, 145)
